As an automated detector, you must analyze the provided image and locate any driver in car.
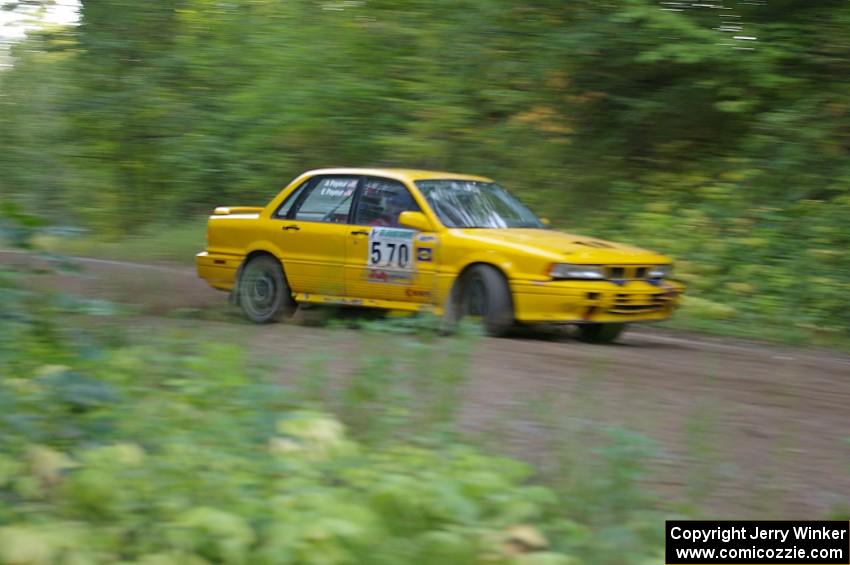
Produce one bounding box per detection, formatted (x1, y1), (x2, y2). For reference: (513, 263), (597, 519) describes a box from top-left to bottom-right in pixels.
(367, 191), (414, 227)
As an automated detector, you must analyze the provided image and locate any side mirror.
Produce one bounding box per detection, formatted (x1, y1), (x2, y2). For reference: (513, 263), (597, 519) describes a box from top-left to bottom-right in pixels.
(539, 217), (551, 226)
(398, 211), (434, 232)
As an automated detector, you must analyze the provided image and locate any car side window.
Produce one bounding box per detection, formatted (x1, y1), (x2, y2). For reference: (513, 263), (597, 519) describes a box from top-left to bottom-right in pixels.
(292, 176), (359, 223)
(353, 178), (420, 227)
(274, 179), (311, 218)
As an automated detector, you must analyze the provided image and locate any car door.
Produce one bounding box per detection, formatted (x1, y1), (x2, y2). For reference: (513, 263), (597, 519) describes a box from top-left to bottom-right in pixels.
(344, 176), (438, 305)
(274, 175), (359, 297)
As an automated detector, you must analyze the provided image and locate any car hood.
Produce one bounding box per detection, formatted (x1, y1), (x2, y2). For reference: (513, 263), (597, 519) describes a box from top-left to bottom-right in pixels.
(455, 228), (670, 264)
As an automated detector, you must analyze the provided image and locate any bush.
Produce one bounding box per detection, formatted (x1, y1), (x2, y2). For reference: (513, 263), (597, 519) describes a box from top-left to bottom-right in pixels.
(0, 343), (581, 564)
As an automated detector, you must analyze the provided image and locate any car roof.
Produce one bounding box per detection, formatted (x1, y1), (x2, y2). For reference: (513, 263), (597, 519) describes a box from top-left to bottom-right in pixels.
(303, 168), (493, 183)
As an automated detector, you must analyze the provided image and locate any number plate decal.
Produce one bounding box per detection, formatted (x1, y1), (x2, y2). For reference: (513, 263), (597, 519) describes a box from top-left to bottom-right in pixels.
(367, 227), (416, 275)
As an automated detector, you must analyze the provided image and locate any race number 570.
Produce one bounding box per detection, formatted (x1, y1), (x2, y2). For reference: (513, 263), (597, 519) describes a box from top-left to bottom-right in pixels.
(368, 228), (415, 271)
(370, 240), (410, 269)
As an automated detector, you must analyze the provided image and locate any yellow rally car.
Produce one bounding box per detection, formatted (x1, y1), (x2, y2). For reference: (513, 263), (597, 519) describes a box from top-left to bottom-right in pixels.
(197, 168), (683, 343)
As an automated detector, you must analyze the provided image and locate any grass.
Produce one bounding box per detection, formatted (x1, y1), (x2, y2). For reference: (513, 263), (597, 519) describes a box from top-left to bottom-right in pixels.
(657, 307), (850, 352)
(29, 219), (206, 265)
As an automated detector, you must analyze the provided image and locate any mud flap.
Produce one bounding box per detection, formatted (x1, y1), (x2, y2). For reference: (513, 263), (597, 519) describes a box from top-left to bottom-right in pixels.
(229, 261), (246, 306)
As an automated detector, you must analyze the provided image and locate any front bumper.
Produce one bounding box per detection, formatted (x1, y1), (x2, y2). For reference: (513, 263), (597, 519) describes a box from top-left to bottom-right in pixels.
(511, 278), (684, 324)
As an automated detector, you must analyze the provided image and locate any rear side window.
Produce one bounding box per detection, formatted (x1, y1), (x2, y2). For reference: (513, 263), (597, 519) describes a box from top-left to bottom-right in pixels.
(274, 179), (310, 218)
(293, 176), (359, 223)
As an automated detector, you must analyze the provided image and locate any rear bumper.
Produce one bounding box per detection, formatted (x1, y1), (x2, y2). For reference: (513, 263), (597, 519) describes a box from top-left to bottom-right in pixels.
(511, 279), (684, 324)
(196, 251), (240, 291)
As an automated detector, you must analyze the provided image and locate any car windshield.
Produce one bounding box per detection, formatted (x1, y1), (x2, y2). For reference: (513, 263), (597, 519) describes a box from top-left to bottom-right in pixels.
(415, 180), (543, 229)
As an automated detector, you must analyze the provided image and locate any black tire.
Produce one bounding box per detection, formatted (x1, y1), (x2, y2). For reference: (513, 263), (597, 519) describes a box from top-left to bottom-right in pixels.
(449, 265), (514, 337)
(237, 255), (296, 324)
(576, 323), (626, 344)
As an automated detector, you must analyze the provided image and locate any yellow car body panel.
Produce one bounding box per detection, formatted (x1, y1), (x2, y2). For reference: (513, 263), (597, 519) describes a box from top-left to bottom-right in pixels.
(197, 168), (684, 324)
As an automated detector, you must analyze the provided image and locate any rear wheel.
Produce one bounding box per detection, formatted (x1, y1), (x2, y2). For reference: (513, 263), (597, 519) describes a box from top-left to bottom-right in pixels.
(238, 255), (296, 323)
(450, 265), (514, 337)
(576, 323), (626, 344)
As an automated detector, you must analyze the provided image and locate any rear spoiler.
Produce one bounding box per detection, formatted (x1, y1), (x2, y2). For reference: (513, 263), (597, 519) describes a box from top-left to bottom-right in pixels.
(212, 206), (264, 216)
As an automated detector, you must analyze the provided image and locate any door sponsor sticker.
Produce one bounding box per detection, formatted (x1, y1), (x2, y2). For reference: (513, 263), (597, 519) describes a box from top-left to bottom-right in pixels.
(367, 227), (416, 274)
(416, 247), (433, 262)
(405, 288), (432, 298)
(367, 270), (413, 284)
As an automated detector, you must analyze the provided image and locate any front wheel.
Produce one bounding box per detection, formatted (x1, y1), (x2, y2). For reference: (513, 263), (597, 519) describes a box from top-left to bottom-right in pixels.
(237, 255), (296, 323)
(576, 323), (626, 344)
(448, 265), (514, 337)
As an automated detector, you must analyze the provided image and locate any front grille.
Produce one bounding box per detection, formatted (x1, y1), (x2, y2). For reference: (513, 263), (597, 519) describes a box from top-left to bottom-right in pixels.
(605, 265), (657, 280)
(606, 292), (673, 315)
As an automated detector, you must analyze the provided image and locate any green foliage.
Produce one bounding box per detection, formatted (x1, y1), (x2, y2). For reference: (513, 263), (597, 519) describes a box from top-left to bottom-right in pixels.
(0, 210), (663, 563)
(4, 0), (848, 337)
(0, 330), (653, 564)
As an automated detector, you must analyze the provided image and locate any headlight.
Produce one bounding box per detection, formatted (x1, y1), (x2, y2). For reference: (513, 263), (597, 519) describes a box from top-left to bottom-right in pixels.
(549, 263), (606, 280)
(648, 264), (673, 279)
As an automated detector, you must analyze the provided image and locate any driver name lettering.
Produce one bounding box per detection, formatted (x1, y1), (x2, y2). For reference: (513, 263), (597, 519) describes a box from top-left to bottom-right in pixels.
(319, 187), (353, 197)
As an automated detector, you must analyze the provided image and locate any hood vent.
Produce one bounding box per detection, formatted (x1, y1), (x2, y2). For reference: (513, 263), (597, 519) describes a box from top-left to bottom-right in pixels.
(572, 240), (614, 249)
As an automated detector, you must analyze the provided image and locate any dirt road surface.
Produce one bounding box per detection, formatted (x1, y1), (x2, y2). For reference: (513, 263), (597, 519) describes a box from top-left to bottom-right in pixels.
(5, 250), (850, 517)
